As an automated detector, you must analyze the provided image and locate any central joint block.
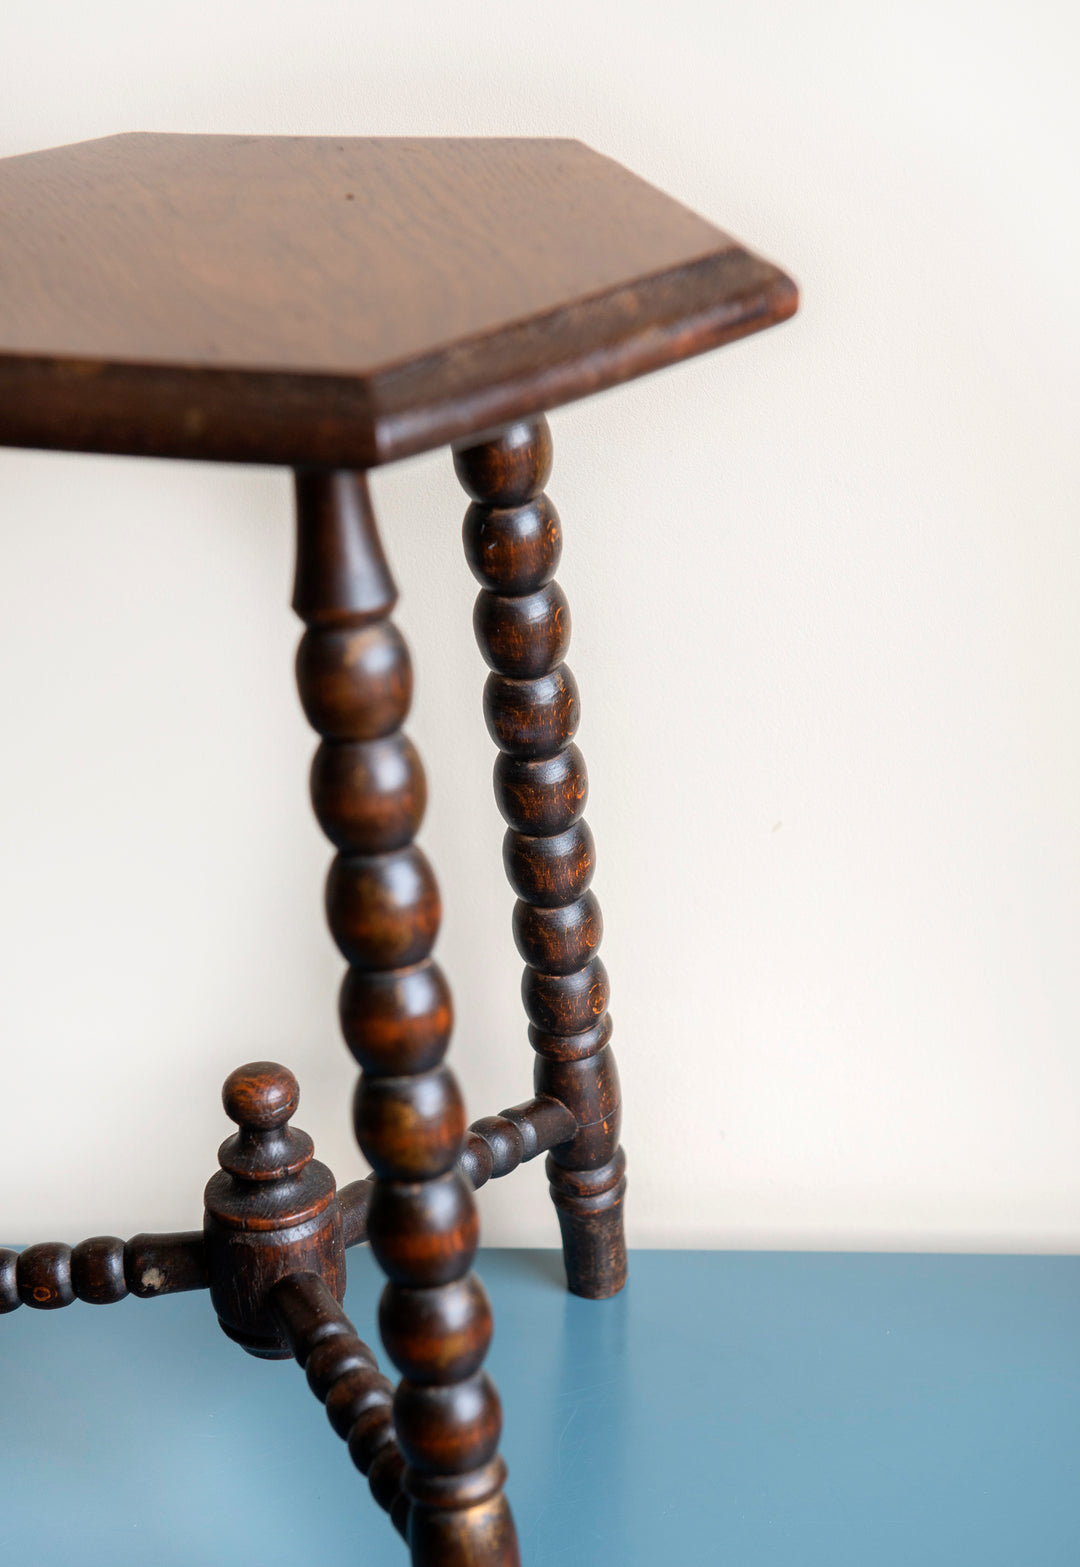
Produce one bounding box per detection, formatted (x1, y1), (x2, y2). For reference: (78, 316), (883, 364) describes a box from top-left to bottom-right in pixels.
(203, 1062), (345, 1359)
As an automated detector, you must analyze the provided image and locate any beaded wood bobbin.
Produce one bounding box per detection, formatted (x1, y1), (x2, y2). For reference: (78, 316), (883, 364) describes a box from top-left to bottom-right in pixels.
(0, 133), (796, 1565)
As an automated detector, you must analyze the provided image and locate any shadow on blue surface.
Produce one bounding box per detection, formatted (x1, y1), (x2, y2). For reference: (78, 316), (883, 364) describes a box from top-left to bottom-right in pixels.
(2, 1249), (1079, 1564)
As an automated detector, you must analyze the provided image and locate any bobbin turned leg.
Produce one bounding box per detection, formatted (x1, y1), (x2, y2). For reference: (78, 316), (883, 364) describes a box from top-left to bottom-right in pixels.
(454, 419), (628, 1300)
(293, 470), (519, 1567)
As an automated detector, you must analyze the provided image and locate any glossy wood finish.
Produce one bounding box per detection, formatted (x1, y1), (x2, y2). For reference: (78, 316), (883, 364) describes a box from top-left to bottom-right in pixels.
(0, 135), (796, 467)
(460, 1097), (576, 1191)
(336, 1097), (575, 1253)
(203, 1062), (346, 1359)
(293, 469), (520, 1565)
(339, 1177), (377, 1247)
(270, 1270), (410, 1538)
(456, 419), (628, 1299)
(0, 1231), (206, 1313)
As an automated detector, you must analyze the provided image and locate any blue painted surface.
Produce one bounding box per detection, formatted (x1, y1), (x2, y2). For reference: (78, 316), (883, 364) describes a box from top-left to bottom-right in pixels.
(2, 1248), (1079, 1564)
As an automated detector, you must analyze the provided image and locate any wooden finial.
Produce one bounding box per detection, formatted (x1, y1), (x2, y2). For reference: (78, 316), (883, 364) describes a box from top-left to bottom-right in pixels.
(218, 1062), (313, 1182)
(204, 1062), (345, 1359)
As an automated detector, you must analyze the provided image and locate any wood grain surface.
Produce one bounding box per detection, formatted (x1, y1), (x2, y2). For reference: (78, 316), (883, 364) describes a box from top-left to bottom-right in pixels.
(0, 134), (796, 466)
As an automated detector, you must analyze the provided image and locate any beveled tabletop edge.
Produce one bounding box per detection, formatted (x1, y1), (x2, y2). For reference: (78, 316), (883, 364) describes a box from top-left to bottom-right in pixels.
(0, 251), (796, 469)
(0, 131), (797, 467)
(377, 249), (797, 465)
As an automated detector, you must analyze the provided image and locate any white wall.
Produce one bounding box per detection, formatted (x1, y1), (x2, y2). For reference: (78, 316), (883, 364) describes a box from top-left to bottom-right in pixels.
(2, 0), (1078, 1251)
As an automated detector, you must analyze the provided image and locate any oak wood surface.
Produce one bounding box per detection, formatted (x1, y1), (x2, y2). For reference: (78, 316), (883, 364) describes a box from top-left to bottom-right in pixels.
(0, 134), (796, 467)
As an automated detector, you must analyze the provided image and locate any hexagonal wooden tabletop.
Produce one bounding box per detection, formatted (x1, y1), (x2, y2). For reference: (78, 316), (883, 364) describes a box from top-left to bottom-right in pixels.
(0, 134), (796, 467)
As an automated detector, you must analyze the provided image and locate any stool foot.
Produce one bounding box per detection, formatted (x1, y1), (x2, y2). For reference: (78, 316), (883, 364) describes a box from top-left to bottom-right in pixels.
(548, 1150), (628, 1299)
(408, 1494), (520, 1567)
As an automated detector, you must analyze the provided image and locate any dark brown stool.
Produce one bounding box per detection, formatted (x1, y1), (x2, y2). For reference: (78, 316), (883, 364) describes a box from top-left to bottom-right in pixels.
(0, 134), (796, 1566)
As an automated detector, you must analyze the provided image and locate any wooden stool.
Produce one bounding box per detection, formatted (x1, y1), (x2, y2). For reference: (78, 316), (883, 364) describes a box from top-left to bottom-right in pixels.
(0, 134), (796, 1565)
